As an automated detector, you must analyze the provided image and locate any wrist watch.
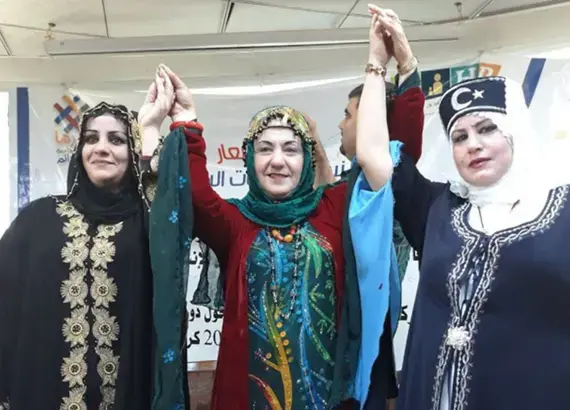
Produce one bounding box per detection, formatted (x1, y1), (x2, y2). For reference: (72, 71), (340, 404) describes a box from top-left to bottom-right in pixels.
(397, 56), (418, 76)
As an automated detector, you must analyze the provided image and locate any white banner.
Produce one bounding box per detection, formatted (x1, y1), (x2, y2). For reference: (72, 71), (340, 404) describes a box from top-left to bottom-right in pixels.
(17, 79), (356, 367)
(22, 78), (359, 202)
(9, 53), (570, 371)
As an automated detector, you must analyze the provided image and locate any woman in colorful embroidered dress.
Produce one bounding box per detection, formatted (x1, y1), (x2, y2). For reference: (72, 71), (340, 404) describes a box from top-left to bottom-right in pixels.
(141, 66), (350, 410)
(361, 5), (570, 410)
(138, 62), (422, 409)
(0, 102), (188, 410)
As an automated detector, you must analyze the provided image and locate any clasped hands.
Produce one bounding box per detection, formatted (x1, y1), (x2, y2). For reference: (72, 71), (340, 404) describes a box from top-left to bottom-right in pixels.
(137, 64), (324, 153)
(367, 3), (413, 70)
(138, 64), (196, 133)
(137, 65), (196, 156)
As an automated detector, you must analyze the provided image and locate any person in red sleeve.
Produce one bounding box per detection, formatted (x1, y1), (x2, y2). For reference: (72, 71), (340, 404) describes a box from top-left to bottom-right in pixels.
(142, 66), (358, 410)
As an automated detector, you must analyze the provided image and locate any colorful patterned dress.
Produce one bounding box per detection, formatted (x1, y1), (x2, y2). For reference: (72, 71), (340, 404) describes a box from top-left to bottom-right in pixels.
(246, 224), (338, 410)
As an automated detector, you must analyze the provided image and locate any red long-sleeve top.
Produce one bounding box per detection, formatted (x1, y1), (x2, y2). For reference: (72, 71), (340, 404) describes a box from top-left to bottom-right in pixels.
(182, 84), (425, 409)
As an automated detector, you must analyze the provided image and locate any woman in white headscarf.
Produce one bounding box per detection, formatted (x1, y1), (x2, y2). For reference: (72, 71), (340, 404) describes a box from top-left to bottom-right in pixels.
(358, 6), (570, 410)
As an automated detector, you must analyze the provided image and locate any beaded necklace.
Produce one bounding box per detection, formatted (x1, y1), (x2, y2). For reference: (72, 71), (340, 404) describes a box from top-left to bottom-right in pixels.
(267, 225), (301, 320)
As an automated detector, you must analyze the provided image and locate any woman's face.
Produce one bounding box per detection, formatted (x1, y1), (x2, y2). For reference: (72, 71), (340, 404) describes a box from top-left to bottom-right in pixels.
(253, 126), (304, 200)
(451, 114), (513, 187)
(81, 114), (130, 190)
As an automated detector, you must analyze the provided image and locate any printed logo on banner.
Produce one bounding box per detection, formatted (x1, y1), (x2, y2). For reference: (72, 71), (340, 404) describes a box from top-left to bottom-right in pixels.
(421, 68), (450, 100)
(421, 63), (499, 116)
(479, 62), (502, 77)
(450, 64), (479, 85)
(53, 94), (90, 164)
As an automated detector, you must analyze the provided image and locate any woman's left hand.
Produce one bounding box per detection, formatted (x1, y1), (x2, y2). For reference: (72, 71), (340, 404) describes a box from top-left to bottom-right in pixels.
(138, 67), (175, 130)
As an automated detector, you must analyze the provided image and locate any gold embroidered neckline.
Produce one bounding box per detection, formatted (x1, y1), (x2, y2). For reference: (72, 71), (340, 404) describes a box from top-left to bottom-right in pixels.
(57, 201), (122, 410)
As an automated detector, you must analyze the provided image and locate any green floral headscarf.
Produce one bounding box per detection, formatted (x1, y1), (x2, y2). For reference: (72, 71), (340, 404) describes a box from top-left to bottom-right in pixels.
(227, 106), (325, 228)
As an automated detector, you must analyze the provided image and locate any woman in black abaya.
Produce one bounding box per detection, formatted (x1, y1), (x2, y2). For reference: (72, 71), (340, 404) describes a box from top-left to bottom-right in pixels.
(0, 102), (158, 410)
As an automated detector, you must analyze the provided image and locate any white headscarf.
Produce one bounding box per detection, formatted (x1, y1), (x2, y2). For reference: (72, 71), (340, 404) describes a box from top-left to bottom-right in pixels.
(439, 76), (562, 206)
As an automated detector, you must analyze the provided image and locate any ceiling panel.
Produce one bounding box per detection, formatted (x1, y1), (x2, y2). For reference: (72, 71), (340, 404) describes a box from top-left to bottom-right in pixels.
(0, 26), (93, 57)
(352, 0), (468, 24)
(104, 0), (224, 37)
(226, 2), (338, 32)
(340, 15), (369, 29)
(232, 0), (358, 14)
(0, 0), (107, 36)
(480, 0), (557, 14)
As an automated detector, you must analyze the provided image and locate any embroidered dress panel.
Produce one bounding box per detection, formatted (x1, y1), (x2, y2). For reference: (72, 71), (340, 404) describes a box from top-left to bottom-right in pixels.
(246, 224), (338, 410)
(57, 201), (122, 410)
(430, 186), (568, 410)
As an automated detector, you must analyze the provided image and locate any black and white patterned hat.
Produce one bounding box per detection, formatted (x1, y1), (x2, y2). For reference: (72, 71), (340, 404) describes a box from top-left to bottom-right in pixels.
(439, 76), (507, 135)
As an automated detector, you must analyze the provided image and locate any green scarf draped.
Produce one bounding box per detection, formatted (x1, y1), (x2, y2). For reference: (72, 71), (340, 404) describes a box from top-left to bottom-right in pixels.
(149, 127), (193, 410)
(226, 106), (324, 228)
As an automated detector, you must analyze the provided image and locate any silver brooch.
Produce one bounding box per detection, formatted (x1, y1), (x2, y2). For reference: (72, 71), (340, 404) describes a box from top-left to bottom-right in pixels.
(445, 326), (471, 351)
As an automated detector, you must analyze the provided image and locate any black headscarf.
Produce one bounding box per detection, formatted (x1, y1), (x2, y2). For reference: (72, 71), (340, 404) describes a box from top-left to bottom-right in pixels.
(66, 102), (148, 226)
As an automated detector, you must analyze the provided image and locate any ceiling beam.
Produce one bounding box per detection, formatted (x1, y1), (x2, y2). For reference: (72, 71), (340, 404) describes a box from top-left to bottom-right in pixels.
(469, 0), (494, 19)
(0, 28), (12, 56)
(101, 0), (110, 37)
(219, 1), (234, 33)
(336, 0), (360, 29)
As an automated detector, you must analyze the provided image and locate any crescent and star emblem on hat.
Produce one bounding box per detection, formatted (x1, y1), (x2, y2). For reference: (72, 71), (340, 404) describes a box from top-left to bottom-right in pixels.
(451, 87), (485, 111)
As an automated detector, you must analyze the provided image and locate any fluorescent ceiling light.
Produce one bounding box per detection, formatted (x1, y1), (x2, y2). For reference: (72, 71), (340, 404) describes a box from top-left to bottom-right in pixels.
(44, 29), (458, 56)
(177, 76), (360, 96)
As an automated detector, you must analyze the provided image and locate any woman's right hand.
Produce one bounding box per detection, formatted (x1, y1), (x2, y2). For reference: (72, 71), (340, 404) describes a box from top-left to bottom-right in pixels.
(138, 67), (175, 131)
(160, 64), (197, 123)
(139, 67), (175, 156)
(367, 4), (393, 67)
(369, 5), (413, 69)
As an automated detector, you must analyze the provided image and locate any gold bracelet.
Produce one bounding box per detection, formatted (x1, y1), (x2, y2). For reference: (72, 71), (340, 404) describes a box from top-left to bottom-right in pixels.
(365, 63), (387, 77)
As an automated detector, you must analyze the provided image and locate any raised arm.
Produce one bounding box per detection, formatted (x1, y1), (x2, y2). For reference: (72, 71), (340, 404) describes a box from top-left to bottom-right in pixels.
(389, 70), (425, 164)
(355, 9), (394, 191)
(357, 5), (445, 254)
(140, 65), (244, 262)
(162, 66), (244, 260)
(178, 122), (245, 257)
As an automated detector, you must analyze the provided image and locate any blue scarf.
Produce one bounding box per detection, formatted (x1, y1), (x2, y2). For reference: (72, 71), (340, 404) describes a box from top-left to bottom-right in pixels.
(348, 141), (403, 407)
